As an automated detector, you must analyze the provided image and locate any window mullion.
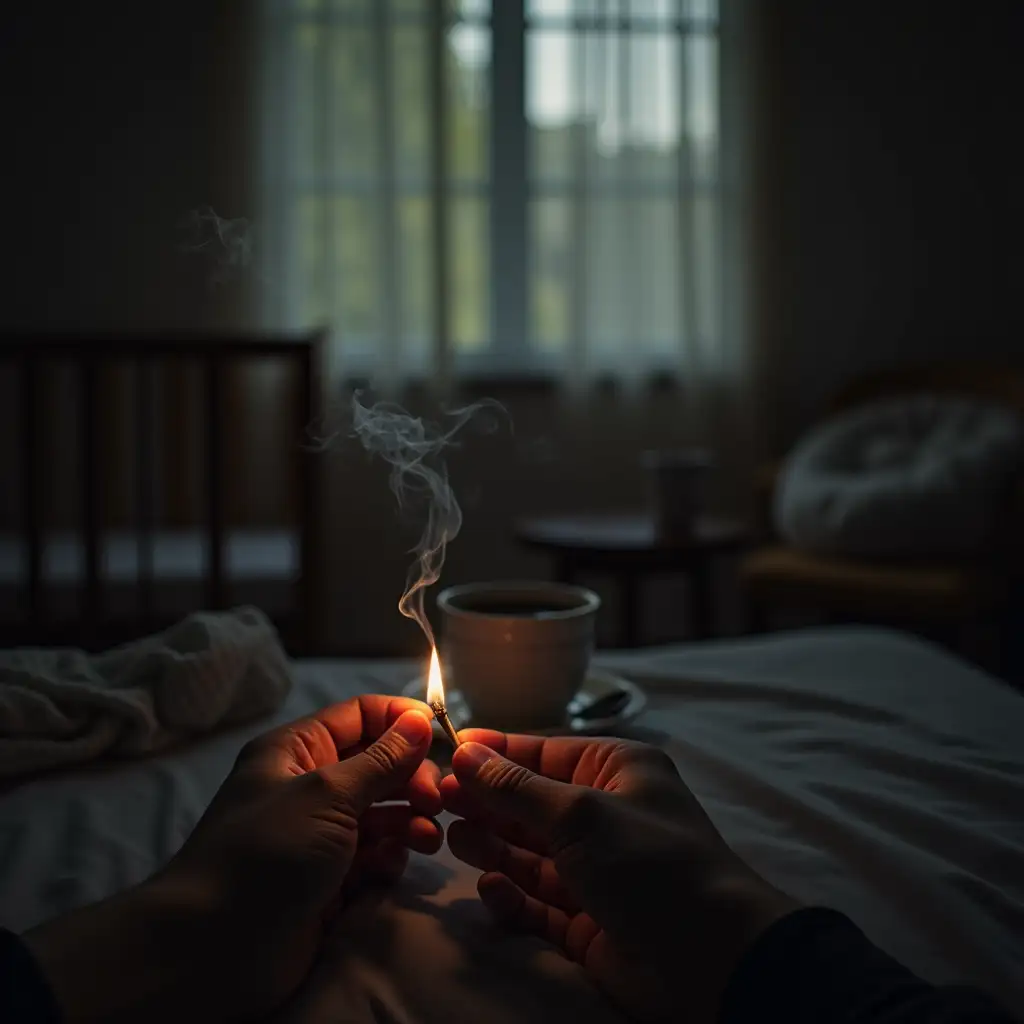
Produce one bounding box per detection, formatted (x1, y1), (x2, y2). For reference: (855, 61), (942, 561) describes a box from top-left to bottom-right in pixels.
(489, 0), (527, 362)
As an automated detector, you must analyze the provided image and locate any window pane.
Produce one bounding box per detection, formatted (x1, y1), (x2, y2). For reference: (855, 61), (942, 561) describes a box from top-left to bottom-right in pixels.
(291, 24), (322, 179)
(530, 198), (572, 352)
(528, 30), (575, 181)
(685, 34), (717, 180)
(394, 24), (431, 182)
(527, 0), (597, 18)
(449, 198), (488, 351)
(586, 199), (627, 351)
(296, 195), (331, 325)
(329, 28), (377, 179)
(335, 196), (379, 349)
(584, 31), (625, 183)
(399, 196), (435, 359)
(448, 0), (492, 17)
(629, 34), (679, 181)
(686, 0), (718, 22)
(447, 24), (490, 181)
(628, 0), (676, 19)
(693, 194), (719, 360)
(636, 199), (679, 352)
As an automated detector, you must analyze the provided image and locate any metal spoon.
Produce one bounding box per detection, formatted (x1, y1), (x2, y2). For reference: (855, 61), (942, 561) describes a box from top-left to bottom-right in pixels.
(569, 688), (632, 721)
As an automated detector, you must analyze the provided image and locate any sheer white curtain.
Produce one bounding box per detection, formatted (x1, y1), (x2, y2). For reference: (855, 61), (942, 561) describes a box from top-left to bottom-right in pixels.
(258, 0), (748, 394)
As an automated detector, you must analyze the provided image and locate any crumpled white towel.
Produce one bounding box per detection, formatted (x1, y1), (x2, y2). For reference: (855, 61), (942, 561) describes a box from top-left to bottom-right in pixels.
(0, 606), (293, 779)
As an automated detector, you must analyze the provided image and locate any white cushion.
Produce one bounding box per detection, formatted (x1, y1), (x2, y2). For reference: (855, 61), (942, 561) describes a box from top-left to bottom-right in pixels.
(775, 395), (1024, 557)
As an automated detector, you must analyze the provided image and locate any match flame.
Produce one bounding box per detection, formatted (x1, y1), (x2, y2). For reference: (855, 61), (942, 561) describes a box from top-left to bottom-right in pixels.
(426, 647), (445, 706)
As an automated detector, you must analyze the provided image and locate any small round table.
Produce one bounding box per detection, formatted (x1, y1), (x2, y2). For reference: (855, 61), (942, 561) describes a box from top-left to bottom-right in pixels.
(514, 514), (749, 647)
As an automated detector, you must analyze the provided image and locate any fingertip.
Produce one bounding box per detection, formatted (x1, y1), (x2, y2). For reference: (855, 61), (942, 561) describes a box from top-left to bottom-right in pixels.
(393, 708), (433, 746)
(408, 761), (444, 817)
(457, 728), (507, 750)
(452, 741), (499, 779)
(445, 818), (497, 869)
(387, 697), (434, 721)
(408, 816), (444, 855)
(478, 871), (522, 920)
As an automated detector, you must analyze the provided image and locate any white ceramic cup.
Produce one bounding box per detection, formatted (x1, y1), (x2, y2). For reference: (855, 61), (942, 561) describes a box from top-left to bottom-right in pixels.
(437, 580), (601, 730)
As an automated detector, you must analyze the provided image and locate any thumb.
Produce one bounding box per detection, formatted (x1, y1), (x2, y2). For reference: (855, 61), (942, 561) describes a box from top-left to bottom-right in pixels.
(325, 709), (433, 814)
(451, 742), (582, 835)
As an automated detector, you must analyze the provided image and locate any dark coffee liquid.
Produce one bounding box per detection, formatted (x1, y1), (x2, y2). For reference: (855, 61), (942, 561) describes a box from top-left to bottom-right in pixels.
(452, 597), (578, 617)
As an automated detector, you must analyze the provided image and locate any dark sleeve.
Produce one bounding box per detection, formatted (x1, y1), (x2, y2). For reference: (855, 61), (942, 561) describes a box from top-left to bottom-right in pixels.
(0, 929), (62, 1023)
(719, 907), (1012, 1024)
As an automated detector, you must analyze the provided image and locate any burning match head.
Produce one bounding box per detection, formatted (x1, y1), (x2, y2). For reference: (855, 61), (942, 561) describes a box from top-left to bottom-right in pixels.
(428, 700), (461, 749)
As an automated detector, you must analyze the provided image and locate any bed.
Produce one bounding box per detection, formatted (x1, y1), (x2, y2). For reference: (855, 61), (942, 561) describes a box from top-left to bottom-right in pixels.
(1, 627), (1022, 1023)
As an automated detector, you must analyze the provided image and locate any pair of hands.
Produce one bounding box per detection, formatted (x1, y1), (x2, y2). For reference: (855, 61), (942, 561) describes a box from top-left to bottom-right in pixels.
(27, 695), (795, 1024)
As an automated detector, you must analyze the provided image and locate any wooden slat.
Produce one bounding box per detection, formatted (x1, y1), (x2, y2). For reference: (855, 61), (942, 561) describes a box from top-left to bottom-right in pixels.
(205, 353), (225, 609)
(136, 358), (155, 621)
(21, 354), (41, 627)
(3, 331), (322, 649)
(297, 337), (321, 654)
(82, 357), (101, 629)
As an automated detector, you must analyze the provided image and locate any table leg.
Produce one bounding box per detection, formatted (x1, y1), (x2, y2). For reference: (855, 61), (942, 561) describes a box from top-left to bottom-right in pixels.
(690, 556), (714, 640)
(618, 571), (642, 647)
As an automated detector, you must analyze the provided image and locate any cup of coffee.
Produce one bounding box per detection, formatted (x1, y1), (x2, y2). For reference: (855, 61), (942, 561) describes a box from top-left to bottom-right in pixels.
(437, 580), (601, 730)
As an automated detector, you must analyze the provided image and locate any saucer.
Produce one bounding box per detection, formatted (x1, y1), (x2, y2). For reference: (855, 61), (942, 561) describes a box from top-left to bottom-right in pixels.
(400, 670), (646, 736)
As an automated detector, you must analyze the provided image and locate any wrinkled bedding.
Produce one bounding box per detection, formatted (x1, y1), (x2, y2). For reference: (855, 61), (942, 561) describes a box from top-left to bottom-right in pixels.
(1, 628), (1021, 1023)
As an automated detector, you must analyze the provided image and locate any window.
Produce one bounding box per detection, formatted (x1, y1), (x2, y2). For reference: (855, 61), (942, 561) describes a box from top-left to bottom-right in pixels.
(262, 0), (720, 379)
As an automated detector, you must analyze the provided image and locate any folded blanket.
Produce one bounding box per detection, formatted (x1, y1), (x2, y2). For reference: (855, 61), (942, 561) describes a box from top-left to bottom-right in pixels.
(0, 606), (293, 779)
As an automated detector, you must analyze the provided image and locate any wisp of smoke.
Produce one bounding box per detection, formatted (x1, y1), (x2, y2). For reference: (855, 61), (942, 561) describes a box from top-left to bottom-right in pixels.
(348, 391), (507, 648)
(180, 206), (253, 284)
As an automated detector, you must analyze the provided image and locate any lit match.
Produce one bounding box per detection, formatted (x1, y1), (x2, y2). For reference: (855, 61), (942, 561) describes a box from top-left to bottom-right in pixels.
(426, 647), (460, 749)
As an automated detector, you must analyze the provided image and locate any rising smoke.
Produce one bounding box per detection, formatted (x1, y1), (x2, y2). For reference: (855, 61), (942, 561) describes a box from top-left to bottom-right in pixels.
(347, 391), (506, 648)
(180, 206), (254, 284)
(179, 207), (510, 647)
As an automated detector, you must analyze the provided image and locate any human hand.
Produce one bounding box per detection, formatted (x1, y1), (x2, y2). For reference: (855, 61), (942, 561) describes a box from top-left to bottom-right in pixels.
(27, 695), (441, 1024)
(442, 733), (798, 1024)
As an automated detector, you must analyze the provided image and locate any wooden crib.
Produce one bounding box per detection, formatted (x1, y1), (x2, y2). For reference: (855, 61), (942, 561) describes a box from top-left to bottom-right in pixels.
(0, 331), (325, 654)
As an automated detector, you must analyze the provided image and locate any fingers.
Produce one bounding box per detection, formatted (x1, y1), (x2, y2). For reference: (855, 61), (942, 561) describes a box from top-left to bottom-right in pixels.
(449, 742), (581, 835)
(447, 819), (578, 913)
(321, 709), (434, 814)
(453, 731), (676, 792)
(403, 758), (443, 817)
(454, 731), (598, 784)
(316, 743), (442, 814)
(478, 872), (572, 951)
(360, 805), (443, 855)
(440, 774), (549, 855)
(239, 695), (434, 777)
(318, 695), (435, 754)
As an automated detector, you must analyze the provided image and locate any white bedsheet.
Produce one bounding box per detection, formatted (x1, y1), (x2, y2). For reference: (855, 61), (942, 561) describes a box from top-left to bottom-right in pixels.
(0, 628), (1021, 1022)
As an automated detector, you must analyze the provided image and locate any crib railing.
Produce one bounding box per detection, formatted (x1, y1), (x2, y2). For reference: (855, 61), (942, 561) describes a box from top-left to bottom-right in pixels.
(0, 331), (325, 654)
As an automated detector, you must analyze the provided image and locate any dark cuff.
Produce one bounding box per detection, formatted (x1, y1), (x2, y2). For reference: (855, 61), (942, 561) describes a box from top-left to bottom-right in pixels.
(719, 907), (1010, 1024)
(0, 929), (62, 1023)
(720, 907), (930, 1024)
